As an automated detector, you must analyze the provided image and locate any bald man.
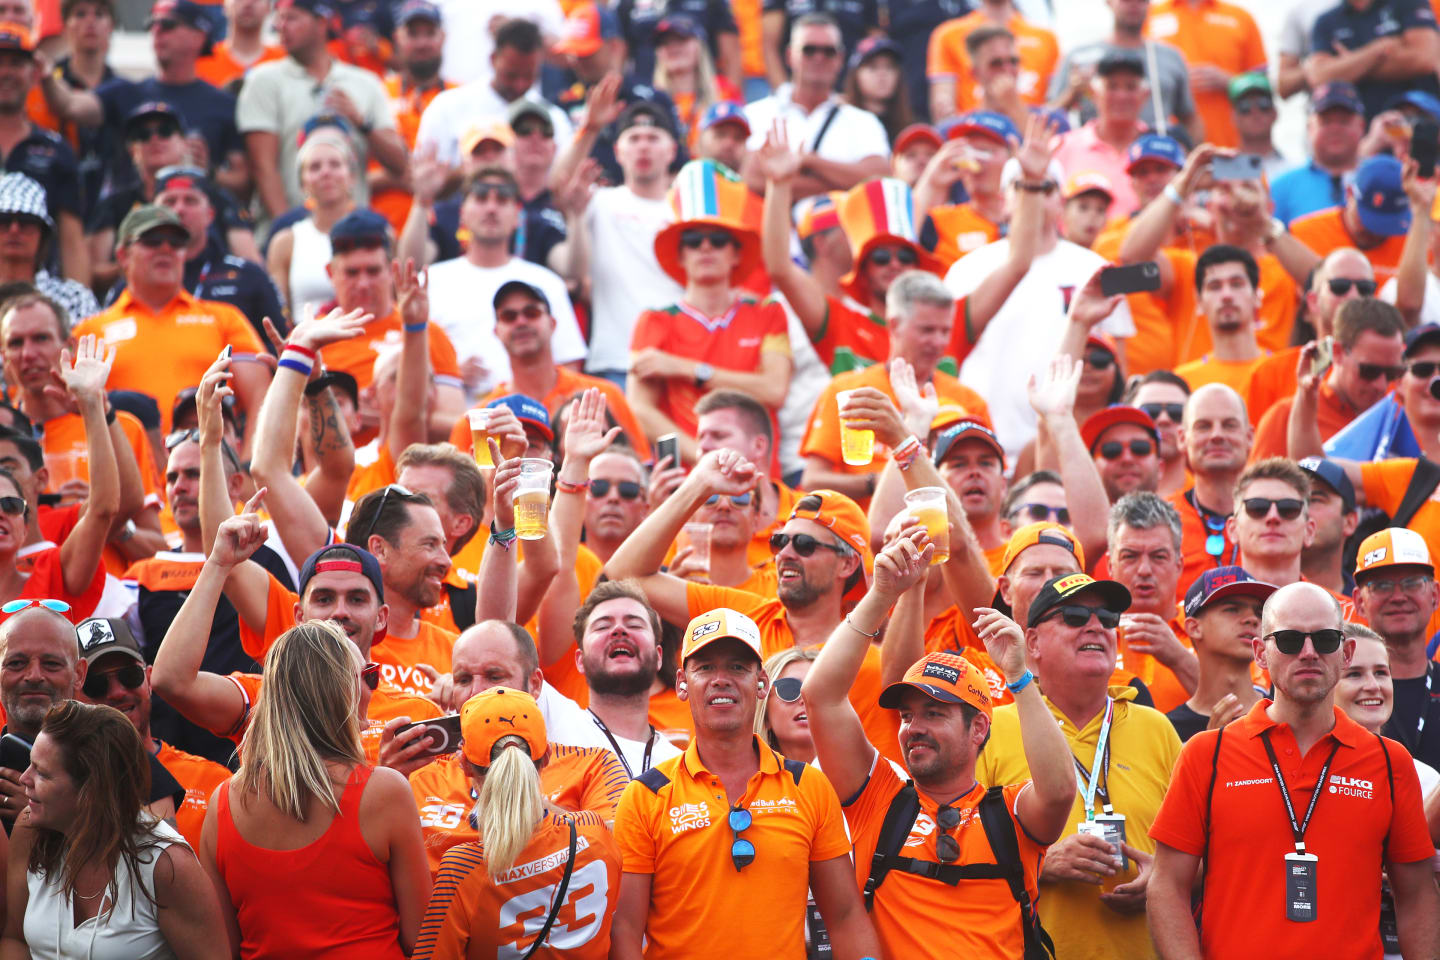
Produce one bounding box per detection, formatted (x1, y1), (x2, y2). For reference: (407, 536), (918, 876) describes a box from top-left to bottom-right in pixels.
(1167, 384), (1254, 601)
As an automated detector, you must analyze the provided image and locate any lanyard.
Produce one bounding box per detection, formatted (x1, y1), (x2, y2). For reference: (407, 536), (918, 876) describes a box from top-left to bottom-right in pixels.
(590, 711), (656, 779)
(1073, 698), (1114, 820)
(190, 259), (214, 298)
(1186, 489), (1237, 566)
(1260, 731), (1341, 853)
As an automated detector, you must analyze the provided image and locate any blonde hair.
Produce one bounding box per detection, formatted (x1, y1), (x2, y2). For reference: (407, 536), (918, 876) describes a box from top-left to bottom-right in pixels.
(475, 736), (544, 880)
(754, 647), (818, 747)
(653, 36), (722, 118)
(234, 620), (364, 820)
(296, 129), (359, 191)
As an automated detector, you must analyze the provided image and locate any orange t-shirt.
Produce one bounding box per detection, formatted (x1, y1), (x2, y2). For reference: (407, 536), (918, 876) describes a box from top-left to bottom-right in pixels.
(1361, 458), (1440, 572)
(1250, 381), (1358, 463)
(1290, 207), (1407, 287)
(372, 75), (449, 235)
(1167, 249), (1298, 363)
(412, 746), (629, 875)
(922, 203), (1003, 273)
(612, 738), (851, 960)
(927, 12), (1059, 114)
(813, 295), (890, 375)
(1244, 345), (1302, 428)
(1116, 616), (1193, 713)
(195, 40), (285, 89)
(844, 758), (1043, 960)
(346, 439), (396, 505)
(317, 309), (462, 391)
(1091, 230), (1195, 375)
(74, 289), (266, 434)
(735, 0), (765, 77)
(647, 688), (692, 745)
(1174, 353), (1270, 395)
(155, 740), (230, 852)
(1145, 0), (1266, 149)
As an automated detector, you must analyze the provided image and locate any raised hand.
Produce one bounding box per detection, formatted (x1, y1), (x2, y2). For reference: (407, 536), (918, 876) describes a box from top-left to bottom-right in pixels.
(556, 158), (601, 217)
(838, 386), (910, 449)
(410, 142), (449, 207)
(58, 333), (115, 404)
(1013, 111), (1061, 181)
(1027, 353), (1081, 421)
(562, 387), (622, 462)
(871, 528), (932, 601)
(1067, 267), (1125, 331)
(1403, 155), (1437, 213)
(485, 407), (529, 460)
(286, 306), (372, 352)
(891, 358), (940, 439)
(755, 121), (803, 183)
(196, 350), (235, 447)
(392, 259), (429, 332)
(1174, 143), (1228, 200)
(972, 606), (1028, 684)
(1294, 339), (1325, 403)
(647, 454), (686, 506)
(491, 444), (522, 531)
(582, 73), (624, 134)
(691, 449), (758, 497)
(210, 488), (269, 568)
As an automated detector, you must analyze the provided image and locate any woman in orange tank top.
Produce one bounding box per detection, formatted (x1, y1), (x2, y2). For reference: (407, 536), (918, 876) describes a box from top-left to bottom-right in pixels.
(198, 620), (431, 958)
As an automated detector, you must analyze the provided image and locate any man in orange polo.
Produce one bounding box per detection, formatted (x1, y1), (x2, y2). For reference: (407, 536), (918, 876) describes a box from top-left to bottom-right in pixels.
(610, 607), (881, 960)
(72, 205), (270, 447)
(1143, 0), (1266, 149)
(926, 0), (1058, 122)
(1289, 155), (1417, 288)
(1148, 581), (1440, 959)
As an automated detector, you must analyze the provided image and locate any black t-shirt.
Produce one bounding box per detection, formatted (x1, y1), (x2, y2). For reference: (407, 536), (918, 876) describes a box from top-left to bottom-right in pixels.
(47, 55), (115, 216)
(1166, 702), (1209, 744)
(616, 0), (739, 83)
(147, 750), (185, 809)
(95, 77), (242, 187)
(1381, 663), (1440, 771)
(1311, 0), (1440, 119)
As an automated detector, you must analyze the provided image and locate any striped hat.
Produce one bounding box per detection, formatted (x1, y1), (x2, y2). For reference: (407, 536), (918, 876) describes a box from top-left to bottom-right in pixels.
(837, 177), (941, 302)
(653, 159), (761, 285)
(0, 173), (53, 230)
(794, 192), (843, 241)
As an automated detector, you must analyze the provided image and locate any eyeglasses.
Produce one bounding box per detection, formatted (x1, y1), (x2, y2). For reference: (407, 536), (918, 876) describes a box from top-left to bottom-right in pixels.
(151, 17), (180, 31)
(680, 229), (736, 250)
(704, 492), (753, 507)
(0, 599), (69, 614)
(800, 44), (839, 58)
(771, 676), (802, 702)
(770, 532), (848, 557)
(127, 120), (180, 143)
(729, 806), (755, 870)
(136, 232), (186, 250)
(1010, 502), (1070, 524)
(361, 661), (381, 691)
(867, 246), (917, 267)
(165, 428), (242, 474)
(935, 804), (961, 863)
(1041, 604), (1122, 629)
(1234, 98), (1275, 115)
(1327, 277), (1376, 296)
(469, 182), (519, 203)
(1409, 361), (1440, 379)
(1264, 628), (1344, 655)
(1097, 439), (1153, 460)
(1242, 497), (1305, 520)
(1356, 362), (1406, 382)
(1084, 351), (1115, 370)
(1138, 402), (1184, 423)
(0, 496), (26, 518)
(497, 304), (546, 323)
(81, 662), (145, 700)
(589, 479), (642, 500)
(985, 55), (1021, 70)
(1362, 574), (1432, 595)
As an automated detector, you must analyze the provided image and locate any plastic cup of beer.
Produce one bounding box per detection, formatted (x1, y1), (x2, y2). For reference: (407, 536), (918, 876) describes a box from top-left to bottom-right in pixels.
(467, 408), (494, 467)
(837, 389), (874, 466)
(904, 487), (950, 565)
(514, 458), (553, 540)
(678, 522), (712, 575)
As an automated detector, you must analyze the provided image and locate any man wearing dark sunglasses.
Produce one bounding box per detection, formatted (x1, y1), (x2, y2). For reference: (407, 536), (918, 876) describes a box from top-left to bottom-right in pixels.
(582, 450), (651, 565)
(1226, 459), (1318, 596)
(1150, 582), (1440, 960)
(1127, 370), (1190, 498)
(1081, 404), (1160, 504)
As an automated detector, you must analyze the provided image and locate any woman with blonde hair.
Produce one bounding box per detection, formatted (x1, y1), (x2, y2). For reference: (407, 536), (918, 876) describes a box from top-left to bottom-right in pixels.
(200, 620), (430, 959)
(266, 127), (362, 321)
(413, 687), (620, 960)
(755, 647), (820, 762)
(652, 15), (741, 152)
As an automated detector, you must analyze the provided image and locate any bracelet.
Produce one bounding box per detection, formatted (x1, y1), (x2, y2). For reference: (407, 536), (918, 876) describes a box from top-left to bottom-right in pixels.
(843, 614), (881, 640)
(1006, 669), (1035, 694)
(278, 357), (313, 377)
(488, 522), (517, 550)
(403, 321), (428, 333)
(1162, 183), (1184, 208)
(283, 342), (317, 360)
(555, 478), (588, 495)
(892, 435), (922, 471)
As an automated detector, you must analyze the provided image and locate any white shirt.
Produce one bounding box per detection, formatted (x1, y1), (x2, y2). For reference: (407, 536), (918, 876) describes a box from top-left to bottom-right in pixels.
(537, 682), (682, 778)
(424, 256), (585, 396)
(1380, 271), (1440, 329)
(416, 81), (574, 169)
(773, 293), (833, 477)
(435, 0), (566, 87)
(946, 238), (1135, 464)
(743, 84), (891, 162)
(584, 185), (684, 374)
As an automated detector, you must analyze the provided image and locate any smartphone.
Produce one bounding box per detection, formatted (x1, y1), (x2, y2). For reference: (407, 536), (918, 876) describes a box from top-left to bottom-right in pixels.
(394, 715), (463, 757)
(1312, 336), (1334, 379)
(656, 433), (679, 469)
(1210, 154), (1264, 181)
(0, 733), (31, 773)
(1099, 262), (1162, 296)
(1414, 121), (1439, 179)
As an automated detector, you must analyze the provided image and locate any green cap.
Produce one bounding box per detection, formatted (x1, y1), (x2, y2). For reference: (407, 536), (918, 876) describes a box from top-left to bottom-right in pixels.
(1227, 71), (1272, 104)
(116, 204), (191, 248)
(507, 98), (554, 137)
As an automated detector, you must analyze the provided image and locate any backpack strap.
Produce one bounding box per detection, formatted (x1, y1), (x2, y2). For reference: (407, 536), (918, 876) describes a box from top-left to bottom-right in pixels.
(862, 782), (922, 910)
(976, 786), (1057, 960)
(636, 766), (671, 794)
(1391, 457), (1440, 529)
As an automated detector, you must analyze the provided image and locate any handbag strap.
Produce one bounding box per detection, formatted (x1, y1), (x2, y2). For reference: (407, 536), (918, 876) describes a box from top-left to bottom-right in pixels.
(520, 817), (579, 960)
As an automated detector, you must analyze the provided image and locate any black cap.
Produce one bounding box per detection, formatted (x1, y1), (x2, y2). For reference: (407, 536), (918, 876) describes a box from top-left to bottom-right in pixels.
(492, 280), (550, 312)
(1026, 573), (1131, 629)
(617, 100), (676, 140)
(329, 209), (391, 252)
(1297, 456), (1357, 512)
(124, 100), (181, 133)
(1404, 323), (1440, 358)
(1096, 49), (1146, 77)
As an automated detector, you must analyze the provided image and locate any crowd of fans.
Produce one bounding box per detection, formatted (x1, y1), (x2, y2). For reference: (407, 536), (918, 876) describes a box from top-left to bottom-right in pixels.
(0, 0), (1433, 956)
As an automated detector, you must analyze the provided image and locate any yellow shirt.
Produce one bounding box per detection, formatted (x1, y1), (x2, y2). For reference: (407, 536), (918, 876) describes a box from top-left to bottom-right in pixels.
(976, 685), (1182, 960)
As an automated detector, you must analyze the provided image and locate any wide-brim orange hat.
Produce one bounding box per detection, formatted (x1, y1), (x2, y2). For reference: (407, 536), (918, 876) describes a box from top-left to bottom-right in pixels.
(654, 159), (761, 286)
(787, 490), (873, 609)
(838, 177), (942, 303)
(460, 687), (546, 767)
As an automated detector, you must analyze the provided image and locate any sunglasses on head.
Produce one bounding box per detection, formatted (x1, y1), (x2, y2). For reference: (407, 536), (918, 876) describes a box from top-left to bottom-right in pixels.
(1242, 496), (1304, 520)
(680, 229), (736, 250)
(935, 804), (961, 863)
(771, 676), (803, 702)
(1265, 628), (1344, 655)
(0, 598), (69, 614)
(1408, 361), (1440, 379)
(729, 806), (756, 870)
(361, 661), (381, 691)
(469, 182), (519, 203)
(497, 303), (546, 323)
(705, 492), (753, 507)
(1010, 502), (1070, 524)
(136, 231), (186, 250)
(357, 483), (413, 545)
(1098, 439), (1153, 460)
(1327, 277), (1376, 296)
(1042, 604), (1121, 629)
(770, 532), (848, 557)
(81, 661), (145, 700)
(868, 246), (917, 267)
(1138, 402), (1184, 423)
(0, 496), (25, 519)
(589, 479), (642, 500)
(1084, 351), (1115, 370)
(128, 121), (180, 143)
(1356, 362), (1405, 382)
(801, 44), (839, 58)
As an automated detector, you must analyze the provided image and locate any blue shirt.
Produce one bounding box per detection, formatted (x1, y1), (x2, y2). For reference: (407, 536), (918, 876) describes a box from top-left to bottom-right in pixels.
(616, 0), (738, 86)
(1311, 0), (1439, 118)
(1270, 160), (1348, 225)
(95, 77), (242, 189)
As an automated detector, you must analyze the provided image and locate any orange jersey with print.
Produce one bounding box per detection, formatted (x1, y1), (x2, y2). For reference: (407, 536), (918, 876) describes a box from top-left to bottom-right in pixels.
(449, 366), (653, 462)
(1290, 207), (1407, 287)
(318, 309), (462, 391)
(922, 203), (1003, 273)
(927, 12), (1059, 114)
(373, 76), (449, 235)
(74, 289), (266, 434)
(412, 746), (629, 876)
(1250, 381), (1359, 463)
(746, 480), (806, 569)
(1167, 249), (1297, 363)
(685, 581), (904, 764)
(414, 811), (619, 960)
(612, 739), (851, 960)
(1145, 0), (1266, 149)
(155, 740), (230, 852)
(629, 298), (791, 438)
(1243, 345), (1301, 428)
(845, 760), (1044, 960)
(195, 40), (285, 89)
(346, 440), (396, 505)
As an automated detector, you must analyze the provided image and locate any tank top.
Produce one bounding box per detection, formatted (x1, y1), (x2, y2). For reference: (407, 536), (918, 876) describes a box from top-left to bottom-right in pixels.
(215, 764), (405, 959)
(287, 216), (336, 323)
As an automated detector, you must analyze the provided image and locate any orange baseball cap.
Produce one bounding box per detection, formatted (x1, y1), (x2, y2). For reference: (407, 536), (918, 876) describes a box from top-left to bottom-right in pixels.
(460, 119), (515, 155)
(681, 607), (763, 664)
(1063, 170), (1116, 203)
(1001, 521), (1085, 575)
(878, 652), (994, 718)
(1355, 527), (1434, 580)
(553, 1), (616, 57)
(788, 489), (873, 607)
(460, 687), (546, 767)
(1080, 405), (1157, 453)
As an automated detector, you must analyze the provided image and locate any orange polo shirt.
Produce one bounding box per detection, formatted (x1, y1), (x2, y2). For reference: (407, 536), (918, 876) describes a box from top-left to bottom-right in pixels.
(1250, 380), (1358, 463)
(155, 740), (230, 852)
(1145, 0), (1267, 149)
(613, 737), (851, 960)
(195, 40), (285, 88)
(74, 289), (266, 434)
(922, 203), (1003, 273)
(317, 308), (462, 391)
(927, 11), (1059, 114)
(1290, 207), (1407, 287)
(373, 75), (450, 235)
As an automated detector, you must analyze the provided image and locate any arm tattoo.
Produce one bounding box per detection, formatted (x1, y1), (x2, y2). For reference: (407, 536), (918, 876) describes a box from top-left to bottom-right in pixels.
(306, 387), (352, 457)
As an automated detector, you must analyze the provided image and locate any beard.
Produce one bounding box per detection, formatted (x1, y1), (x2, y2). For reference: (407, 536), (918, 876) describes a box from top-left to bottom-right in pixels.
(778, 574), (827, 609)
(584, 650), (659, 697)
(408, 57), (442, 82)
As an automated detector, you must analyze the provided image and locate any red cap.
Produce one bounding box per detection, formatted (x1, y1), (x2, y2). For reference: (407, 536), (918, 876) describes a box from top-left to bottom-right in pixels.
(1080, 405), (1158, 453)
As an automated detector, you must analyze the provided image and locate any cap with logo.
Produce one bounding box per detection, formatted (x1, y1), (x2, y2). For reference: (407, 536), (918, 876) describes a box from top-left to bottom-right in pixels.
(75, 617), (145, 666)
(297, 543), (385, 603)
(0, 20), (33, 54)
(492, 279), (550, 313)
(155, 164), (210, 197)
(681, 607), (763, 664)
(700, 101), (750, 135)
(787, 490), (874, 607)
(486, 393), (553, 441)
(941, 110), (1019, 146)
(1027, 572), (1132, 628)
(460, 688), (547, 767)
(1001, 521), (1085, 576)
(1080, 405), (1158, 453)
(117, 204), (191, 248)
(554, 1), (620, 58)
(329, 209), (391, 252)
(1354, 527), (1434, 581)
(1063, 170), (1116, 203)
(1227, 71), (1273, 104)
(1182, 565), (1277, 619)
(1126, 133), (1186, 171)
(1296, 456), (1356, 513)
(877, 651), (994, 718)
(0, 173), (52, 230)
(508, 99), (555, 138)
(932, 417), (1005, 469)
(1352, 154), (1411, 237)
(1310, 81), (1363, 115)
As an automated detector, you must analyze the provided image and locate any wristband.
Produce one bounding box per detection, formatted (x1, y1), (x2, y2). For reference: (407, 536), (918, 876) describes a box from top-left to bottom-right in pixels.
(892, 435), (922, 471)
(278, 357), (313, 376)
(1006, 669), (1035, 694)
(403, 321), (428, 333)
(555, 478), (588, 495)
(1162, 183), (1184, 208)
(488, 522), (517, 550)
(283, 342), (317, 360)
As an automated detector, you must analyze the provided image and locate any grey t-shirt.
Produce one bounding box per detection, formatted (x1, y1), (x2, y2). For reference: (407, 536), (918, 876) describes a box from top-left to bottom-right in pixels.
(1047, 41), (1196, 131)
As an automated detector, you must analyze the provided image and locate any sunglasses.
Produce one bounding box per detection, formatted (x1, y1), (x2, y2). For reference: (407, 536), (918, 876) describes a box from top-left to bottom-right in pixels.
(729, 806), (756, 870)
(1409, 361), (1440, 379)
(770, 532), (848, 557)
(0, 214), (40, 231)
(680, 229), (736, 250)
(127, 121), (180, 143)
(497, 304), (546, 323)
(1327, 277), (1376, 296)
(512, 120), (551, 138)
(136, 232), (187, 250)
(589, 479), (642, 500)
(772, 676), (803, 702)
(1138, 402), (1184, 423)
(935, 804), (961, 863)
(0, 598), (69, 614)
(868, 246), (917, 267)
(704, 492), (753, 507)
(1041, 604), (1121, 629)
(801, 44), (839, 58)
(1084, 351), (1115, 370)
(985, 55), (1021, 70)
(469, 182), (519, 203)
(81, 662), (145, 700)
(1242, 497), (1305, 520)
(1356, 362), (1405, 382)
(1097, 439), (1153, 460)
(1264, 628), (1344, 655)
(1362, 574), (1431, 595)
(1234, 98), (1275, 115)
(361, 661), (381, 691)
(0, 496), (25, 518)
(166, 429), (242, 474)
(1010, 502), (1070, 524)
